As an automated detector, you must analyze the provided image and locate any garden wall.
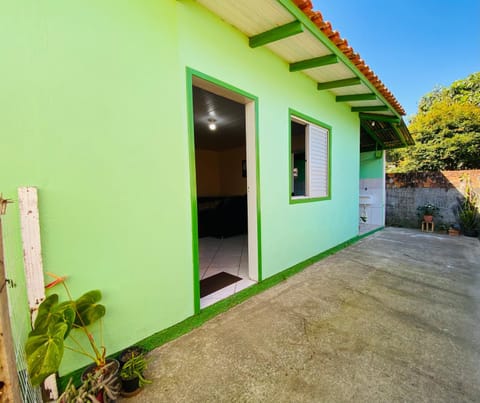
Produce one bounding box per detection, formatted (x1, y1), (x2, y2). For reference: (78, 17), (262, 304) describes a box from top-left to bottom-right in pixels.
(386, 170), (480, 229)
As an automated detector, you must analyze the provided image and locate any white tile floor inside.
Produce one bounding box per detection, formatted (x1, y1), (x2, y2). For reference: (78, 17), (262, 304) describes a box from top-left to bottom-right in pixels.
(199, 234), (256, 309)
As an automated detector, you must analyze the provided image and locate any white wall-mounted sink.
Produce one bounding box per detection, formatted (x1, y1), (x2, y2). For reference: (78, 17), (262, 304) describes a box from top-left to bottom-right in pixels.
(359, 195), (373, 205)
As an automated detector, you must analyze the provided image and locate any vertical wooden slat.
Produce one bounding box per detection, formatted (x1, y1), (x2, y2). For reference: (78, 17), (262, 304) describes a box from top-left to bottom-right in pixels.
(18, 187), (58, 400)
(18, 188), (45, 311)
(0, 217), (22, 403)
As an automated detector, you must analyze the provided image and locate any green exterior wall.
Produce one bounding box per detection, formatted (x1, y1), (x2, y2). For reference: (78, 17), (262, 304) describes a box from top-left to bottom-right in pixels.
(1, 0), (360, 375)
(360, 151), (384, 179)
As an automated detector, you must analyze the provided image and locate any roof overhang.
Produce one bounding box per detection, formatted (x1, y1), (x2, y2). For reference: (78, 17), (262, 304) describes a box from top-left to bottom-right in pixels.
(195, 0), (413, 150)
(360, 115), (414, 152)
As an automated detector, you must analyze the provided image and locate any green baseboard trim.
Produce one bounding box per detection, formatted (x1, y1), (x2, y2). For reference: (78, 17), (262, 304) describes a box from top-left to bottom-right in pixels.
(58, 227), (383, 391)
(358, 226), (384, 239)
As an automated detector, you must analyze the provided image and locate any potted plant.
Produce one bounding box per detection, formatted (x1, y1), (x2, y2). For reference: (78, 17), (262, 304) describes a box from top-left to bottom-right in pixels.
(437, 223), (449, 234)
(120, 353), (151, 396)
(119, 346), (145, 367)
(58, 361), (121, 403)
(25, 272), (117, 388)
(448, 224), (460, 236)
(417, 202), (440, 223)
(457, 175), (479, 237)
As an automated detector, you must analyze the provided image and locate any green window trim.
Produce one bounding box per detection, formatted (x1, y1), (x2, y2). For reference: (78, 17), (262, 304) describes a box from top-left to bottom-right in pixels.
(288, 108), (332, 204)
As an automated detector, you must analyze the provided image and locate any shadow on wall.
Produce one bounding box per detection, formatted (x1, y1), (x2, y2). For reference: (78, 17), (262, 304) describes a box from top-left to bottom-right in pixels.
(385, 170), (480, 234)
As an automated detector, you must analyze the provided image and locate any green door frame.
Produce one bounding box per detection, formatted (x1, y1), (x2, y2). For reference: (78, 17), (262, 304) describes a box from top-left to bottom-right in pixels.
(185, 68), (262, 314)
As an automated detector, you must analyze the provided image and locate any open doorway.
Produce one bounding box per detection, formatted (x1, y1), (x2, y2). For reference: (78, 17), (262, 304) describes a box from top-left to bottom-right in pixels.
(190, 75), (258, 309)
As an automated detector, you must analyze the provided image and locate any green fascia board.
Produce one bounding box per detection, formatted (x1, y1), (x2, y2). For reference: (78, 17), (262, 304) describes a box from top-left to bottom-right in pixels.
(351, 105), (389, 112)
(317, 77), (361, 90)
(289, 54), (338, 72)
(360, 121), (386, 149)
(359, 113), (400, 124)
(276, 0), (402, 119)
(249, 20), (303, 48)
(336, 93), (376, 102)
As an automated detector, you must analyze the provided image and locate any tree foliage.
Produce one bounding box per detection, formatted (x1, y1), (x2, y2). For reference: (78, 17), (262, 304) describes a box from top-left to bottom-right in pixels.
(388, 72), (480, 172)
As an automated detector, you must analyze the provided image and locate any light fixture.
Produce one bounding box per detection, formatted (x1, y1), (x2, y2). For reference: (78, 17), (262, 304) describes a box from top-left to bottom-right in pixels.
(208, 118), (217, 131)
(371, 121), (376, 127)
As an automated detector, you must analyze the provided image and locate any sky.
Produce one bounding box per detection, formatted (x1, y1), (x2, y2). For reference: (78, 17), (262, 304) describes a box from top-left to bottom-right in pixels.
(311, 0), (480, 119)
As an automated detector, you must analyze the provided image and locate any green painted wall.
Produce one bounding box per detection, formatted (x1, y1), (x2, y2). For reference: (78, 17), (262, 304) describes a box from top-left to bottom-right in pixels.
(1, 0), (360, 375)
(1, 0), (193, 374)
(179, 1), (360, 278)
(360, 151), (384, 179)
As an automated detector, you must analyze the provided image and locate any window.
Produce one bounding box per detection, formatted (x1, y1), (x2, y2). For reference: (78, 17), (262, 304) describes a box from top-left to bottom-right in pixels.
(290, 111), (330, 201)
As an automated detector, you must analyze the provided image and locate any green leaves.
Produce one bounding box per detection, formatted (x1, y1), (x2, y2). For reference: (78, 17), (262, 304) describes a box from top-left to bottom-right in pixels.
(75, 290), (106, 327)
(26, 290), (106, 386)
(388, 72), (480, 173)
(26, 322), (69, 386)
(31, 294), (75, 338)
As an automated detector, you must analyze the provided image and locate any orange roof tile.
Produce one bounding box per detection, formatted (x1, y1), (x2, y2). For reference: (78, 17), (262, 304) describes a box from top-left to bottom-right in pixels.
(293, 0), (406, 115)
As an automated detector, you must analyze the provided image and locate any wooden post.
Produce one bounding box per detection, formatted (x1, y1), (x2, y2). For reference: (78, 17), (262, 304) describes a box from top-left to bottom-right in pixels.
(0, 213), (22, 403)
(18, 187), (58, 400)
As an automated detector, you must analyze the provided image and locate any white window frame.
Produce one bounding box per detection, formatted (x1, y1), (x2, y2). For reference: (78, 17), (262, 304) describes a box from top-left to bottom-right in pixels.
(290, 111), (331, 203)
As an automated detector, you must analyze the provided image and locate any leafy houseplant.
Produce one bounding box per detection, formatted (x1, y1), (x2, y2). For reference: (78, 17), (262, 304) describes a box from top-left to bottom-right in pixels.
(458, 175), (479, 237)
(25, 273), (108, 387)
(120, 353), (151, 394)
(417, 202), (440, 223)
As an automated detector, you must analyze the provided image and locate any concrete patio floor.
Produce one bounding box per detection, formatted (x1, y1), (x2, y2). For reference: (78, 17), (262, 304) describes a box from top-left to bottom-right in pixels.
(127, 228), (480, 402)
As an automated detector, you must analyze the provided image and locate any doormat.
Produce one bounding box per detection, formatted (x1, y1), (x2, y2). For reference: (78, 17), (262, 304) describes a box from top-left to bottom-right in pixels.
(200, 272), (242, 298)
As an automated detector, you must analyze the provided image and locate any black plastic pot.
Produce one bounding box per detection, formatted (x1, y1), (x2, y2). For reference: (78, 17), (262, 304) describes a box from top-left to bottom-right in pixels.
(121, 376), (140, 394)
(463, 228), (479, 238)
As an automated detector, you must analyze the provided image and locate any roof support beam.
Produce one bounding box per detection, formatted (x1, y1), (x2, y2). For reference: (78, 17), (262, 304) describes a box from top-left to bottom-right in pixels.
(359, 113), (400, 124)
(361, 121), (386, 149)
(317, 77), (361, 90)
(391, 123), (408, 146)
(336, 93), (376, 102)
(351, 105), (389, 112)
(276, 0), (403, 119)
(249, 21), (303, 48)
(289, 54), (338, 72)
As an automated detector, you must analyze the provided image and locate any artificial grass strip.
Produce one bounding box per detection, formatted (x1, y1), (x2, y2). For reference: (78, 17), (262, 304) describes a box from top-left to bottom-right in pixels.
(58, 227), (383, 391)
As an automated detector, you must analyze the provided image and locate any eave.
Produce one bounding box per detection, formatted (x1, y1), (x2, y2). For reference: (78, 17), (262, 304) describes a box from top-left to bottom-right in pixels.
(360, 117), (414, 152)
(194, 0), (413, 150)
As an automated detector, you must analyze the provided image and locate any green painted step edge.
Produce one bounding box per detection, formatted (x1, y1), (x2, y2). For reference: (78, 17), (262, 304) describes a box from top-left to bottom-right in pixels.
(57, 226), (384, 392)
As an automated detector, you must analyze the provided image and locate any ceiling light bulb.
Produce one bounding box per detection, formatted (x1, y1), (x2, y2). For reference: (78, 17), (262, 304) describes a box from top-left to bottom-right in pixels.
(208, 118), (217, 131)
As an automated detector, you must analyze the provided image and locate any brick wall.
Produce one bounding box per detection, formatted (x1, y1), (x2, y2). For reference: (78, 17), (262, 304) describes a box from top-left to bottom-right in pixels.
(385, 170), (480, 228)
